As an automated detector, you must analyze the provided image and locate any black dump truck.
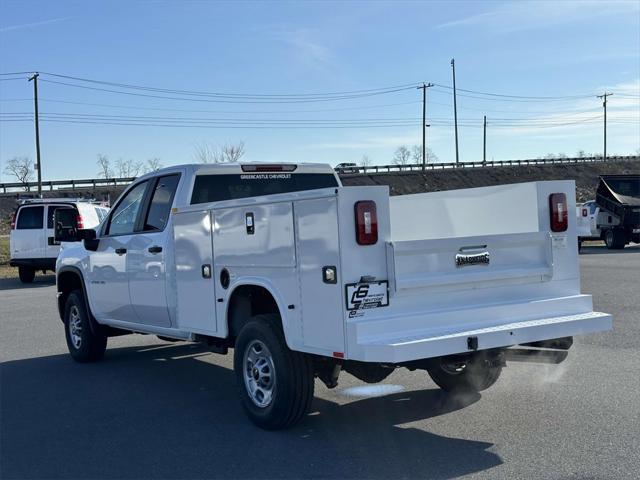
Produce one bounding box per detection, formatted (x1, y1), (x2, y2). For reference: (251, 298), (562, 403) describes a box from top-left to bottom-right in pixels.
(595, 174), (640, 249)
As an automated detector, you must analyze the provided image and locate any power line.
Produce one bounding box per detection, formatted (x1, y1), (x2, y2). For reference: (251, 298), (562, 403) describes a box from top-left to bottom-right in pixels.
(433, 82), (594, 100)
(39, 79), (417, 104)
(38, 71), (421, 99)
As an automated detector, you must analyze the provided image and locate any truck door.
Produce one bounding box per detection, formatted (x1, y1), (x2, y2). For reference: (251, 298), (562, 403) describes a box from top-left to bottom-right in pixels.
(11, 205), (45, 260)
(88, 181), (149, 323)
(295, 196), (345, 353)
(173, 210), (217, 334)
(127, 174), (180, 328)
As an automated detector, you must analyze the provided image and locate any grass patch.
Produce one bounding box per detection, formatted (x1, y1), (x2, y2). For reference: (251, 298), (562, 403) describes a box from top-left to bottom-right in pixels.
(0, 264), (15, 278)
(0, 236), (9, 265)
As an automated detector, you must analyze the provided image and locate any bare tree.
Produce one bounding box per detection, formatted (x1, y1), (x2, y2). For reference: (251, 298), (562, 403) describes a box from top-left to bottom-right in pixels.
(116, 158), (142, 177)
(411, 145), (422, 164)
(221, 142), (245, 163)
(359, 154), (372, 167)
(4, 156), (33, 190)
(411, 145), (439, 164)
(194, 143), (220, 164)
(576, 150), (587, 158)
(194, 141), (246, 164)
(144, 157), (163, 173)
(96, 154), (113, 178)
(393, 145), (412, 165)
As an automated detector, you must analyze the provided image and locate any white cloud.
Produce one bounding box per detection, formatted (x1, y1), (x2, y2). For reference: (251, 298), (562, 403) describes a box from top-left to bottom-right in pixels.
(265, 26), (333, 72)
(0, 17), (70, 33)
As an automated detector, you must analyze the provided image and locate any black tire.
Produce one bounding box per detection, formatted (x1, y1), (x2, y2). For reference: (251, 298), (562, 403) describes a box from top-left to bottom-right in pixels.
(233, 314), (314, 430)
(64, 290), (107, 363)
(605, 229), (626, 250)
(426, 353), (502, 393)
(18, 266), (35, 283)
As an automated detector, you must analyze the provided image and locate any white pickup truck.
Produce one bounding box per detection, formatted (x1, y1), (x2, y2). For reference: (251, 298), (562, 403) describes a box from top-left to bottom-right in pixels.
(55, 163), (611, 430)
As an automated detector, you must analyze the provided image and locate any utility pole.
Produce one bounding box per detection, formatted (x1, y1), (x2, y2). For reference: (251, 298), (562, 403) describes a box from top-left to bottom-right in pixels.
(483, 115), (487, 164)
(28, 72), (42, 196)
(417, 82), (434, 170)
(597, 92), (613, 160)
(451, 58), (460, 164)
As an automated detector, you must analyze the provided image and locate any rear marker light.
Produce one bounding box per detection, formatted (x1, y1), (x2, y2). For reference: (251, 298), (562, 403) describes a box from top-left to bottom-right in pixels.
(354, 201), (378, 245)
(549, 193), (568, 232)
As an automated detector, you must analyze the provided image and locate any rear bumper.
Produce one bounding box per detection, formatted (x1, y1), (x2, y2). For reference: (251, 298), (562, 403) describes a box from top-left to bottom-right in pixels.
(346, 293), (612, 363)
(9, 258), (57, 270)
(351, 311), (611, 363)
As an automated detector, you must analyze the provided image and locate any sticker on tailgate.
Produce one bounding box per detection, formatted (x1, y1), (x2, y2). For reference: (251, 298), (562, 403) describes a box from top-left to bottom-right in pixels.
(345, 281), (389, 313)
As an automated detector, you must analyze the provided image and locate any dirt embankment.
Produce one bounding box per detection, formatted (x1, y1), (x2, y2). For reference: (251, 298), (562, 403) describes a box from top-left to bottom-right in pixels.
(1, 159), (638, 236)
(340, 159), (640, 201)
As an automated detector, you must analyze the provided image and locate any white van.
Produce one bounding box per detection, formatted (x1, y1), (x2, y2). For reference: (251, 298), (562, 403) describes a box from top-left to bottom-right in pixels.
(9, 198), (109, 283)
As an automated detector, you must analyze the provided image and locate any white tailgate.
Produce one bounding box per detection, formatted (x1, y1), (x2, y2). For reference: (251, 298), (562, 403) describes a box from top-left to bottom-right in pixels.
(387, 231), (552, 292)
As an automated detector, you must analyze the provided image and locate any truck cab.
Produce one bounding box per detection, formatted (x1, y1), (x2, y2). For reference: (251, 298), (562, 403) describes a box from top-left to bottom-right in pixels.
(55, 163), (611, 430)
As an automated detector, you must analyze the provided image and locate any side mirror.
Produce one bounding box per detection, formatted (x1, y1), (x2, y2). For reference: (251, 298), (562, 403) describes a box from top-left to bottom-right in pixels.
(80, 228), (100, 252)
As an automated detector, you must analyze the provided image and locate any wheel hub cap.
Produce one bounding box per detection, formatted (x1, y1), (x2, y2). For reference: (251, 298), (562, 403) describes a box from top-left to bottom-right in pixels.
(243, 340), (276, 408)
(68, 306), (82, 349)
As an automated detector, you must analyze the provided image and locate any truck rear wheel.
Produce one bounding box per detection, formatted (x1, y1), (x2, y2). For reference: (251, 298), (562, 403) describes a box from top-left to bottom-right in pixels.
(426, 353), (502, 393)
(233, 315), (314, 430)
(64, 290), (108, 363)
(18, 266), (35, 284)
(605, 229), (626, 250)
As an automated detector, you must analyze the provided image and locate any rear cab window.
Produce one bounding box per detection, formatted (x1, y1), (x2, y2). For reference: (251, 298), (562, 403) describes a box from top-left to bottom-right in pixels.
(190, 173), (338, 204)
(16, 206), (44, 229)
(144, 174), (180, 231)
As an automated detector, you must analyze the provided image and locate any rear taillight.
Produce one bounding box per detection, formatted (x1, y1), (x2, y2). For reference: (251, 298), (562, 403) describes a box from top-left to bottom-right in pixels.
(582, 208), (588, 217)
(10, 212), (16, 230)
(549, 193), (568, 232)
(76, 215), (84, 229)
(354, 201), (378, 245)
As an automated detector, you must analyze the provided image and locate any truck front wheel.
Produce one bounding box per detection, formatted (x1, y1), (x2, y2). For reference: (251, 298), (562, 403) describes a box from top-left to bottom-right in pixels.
(64, 290), (108, 363)
(605, 229), (626, 250)
(233, 315), (314, 430)
(426, 353), (502, 393)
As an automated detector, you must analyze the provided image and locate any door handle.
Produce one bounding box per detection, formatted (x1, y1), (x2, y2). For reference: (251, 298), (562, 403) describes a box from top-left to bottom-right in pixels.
(115, 248), (127, 255)
(148, 245), (163, 254)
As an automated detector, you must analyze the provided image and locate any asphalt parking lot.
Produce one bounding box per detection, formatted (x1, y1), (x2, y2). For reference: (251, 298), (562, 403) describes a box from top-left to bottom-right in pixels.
(1, 244), (638, 479)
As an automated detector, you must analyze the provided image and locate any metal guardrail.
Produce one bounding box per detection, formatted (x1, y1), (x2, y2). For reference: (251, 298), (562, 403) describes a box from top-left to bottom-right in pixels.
(334, 155), (640, 175)
(1, 156), (638, 193)
(0, 176), (135, 194)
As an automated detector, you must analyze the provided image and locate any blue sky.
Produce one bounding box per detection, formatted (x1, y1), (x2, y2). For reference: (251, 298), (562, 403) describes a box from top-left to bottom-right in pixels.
(0, 0), (639, 181)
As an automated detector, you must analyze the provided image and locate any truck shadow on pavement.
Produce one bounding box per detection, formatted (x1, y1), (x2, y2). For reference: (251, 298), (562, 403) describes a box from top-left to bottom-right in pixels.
(0, 274), (56, 290)
(1, 342), (502, 479)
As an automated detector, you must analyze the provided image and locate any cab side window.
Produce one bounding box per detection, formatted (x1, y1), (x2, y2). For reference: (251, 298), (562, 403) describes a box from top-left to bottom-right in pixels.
(17, 206), (44, 229)
(106, 181), (148, 236)
(144, 175), (180, 231)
